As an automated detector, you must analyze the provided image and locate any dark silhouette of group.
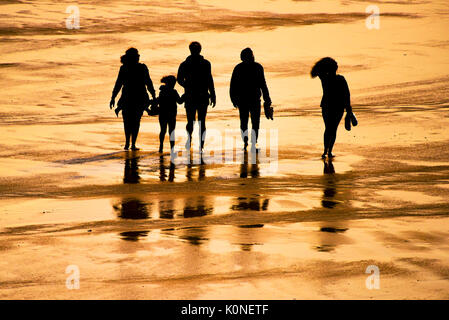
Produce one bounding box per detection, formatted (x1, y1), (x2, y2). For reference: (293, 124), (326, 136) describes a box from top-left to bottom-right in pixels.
(110, 42), (355, 159)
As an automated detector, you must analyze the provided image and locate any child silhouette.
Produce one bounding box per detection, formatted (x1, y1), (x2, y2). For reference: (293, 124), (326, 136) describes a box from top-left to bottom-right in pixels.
(157, 75), (184, 153)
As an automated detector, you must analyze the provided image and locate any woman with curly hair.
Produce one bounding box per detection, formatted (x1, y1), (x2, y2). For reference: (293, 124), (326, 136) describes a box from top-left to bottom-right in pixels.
(311, 57), (353, 159)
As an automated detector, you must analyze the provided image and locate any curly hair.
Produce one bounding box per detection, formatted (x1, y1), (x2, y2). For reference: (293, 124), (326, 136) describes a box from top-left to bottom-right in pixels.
(311, 57), (338, 78)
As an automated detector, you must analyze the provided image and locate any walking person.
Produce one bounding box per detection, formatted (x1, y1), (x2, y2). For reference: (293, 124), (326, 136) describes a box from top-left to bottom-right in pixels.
(311, 57), (353, 159)
(177, 41), (216, 152)
(110, 48), (156, 150)
(157, 75), (184, 153)
(230, 48), (272, 151)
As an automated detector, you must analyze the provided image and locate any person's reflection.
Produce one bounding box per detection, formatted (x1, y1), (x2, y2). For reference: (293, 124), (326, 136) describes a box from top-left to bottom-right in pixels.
(178, 227), (208, 246)
(159, 198), (175, 219)
(159, 155), (175, 182)
(231, 195), (269, 211)
(240, 150), (259, 178)
(186, 153), (206, 181)
(236, 224), (264, 252)
(114, 198), (150, 219)
(123, 153), (140, 184)
(183, 195), (213, 218)
(119, 230), (149, 241)
(321, 158), (338, 209)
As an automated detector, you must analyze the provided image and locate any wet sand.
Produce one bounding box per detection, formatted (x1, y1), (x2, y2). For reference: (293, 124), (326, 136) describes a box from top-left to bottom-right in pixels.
(1, 114), (449, 299)
(1, 0), (449, 299)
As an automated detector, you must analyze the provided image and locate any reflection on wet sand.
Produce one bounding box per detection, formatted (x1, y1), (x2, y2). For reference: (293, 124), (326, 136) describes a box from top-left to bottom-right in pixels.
(159, 155), (175, 182)
(123, 152), (140, 184)
(183, 196), (214, 218)
(177, 227), (209, 246)
(186, 154), (206, 182)
(321, 159), (337, 209)
(114, 198), (150, 220)
(315, 159), (350, 252)
(236, 224), (264, 252)
(159, 198), (175, 219)
(240, 150), (260, 178)
(119, 230), (149, 241)
(233, 150), (270, 211)
(231, 196), (269, 211)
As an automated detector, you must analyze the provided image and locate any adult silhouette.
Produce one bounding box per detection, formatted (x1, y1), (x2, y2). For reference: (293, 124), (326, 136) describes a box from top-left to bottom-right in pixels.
(110, 48), (156, 150)
(230, 48), (271, 151)
(311, 57), (352, 158)
(177, 42), (216, 152)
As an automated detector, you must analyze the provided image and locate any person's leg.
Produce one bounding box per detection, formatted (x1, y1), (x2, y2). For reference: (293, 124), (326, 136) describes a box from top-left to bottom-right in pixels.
(327, 111), (343, 157)
(185, 104), (196, 150)
(168, 115), (176, 150)
(322, 108), (330, 158)
(249, 102), (261, 147)
(131, 112), (142, 150)
(197, 104), (208, 150)
(159, 116), (167, 153)
(238, 106), (250, 149)
(122, 111), (131, 150)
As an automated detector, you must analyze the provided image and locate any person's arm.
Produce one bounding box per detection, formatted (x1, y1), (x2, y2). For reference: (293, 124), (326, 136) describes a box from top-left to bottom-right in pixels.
(110, 66), (124, 108)
(259, 64), (271, 106)
(176, 91), (184, 104)
(341, 76), (352, 113)
(207, 62), (216, 107)
(229, 66), (238, 108)
(144, 65), (156, 99)
(177, 62), (185, 88)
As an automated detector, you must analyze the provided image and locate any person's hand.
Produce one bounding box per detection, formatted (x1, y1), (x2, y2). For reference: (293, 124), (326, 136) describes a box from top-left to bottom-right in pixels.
(109, 98), (115, 109)
(210, 95), (216, 108)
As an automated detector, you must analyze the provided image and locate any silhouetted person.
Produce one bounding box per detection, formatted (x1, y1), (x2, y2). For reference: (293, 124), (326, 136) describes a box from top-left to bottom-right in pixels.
(157, 75), (184, 153)
(177, 42), (216, 152)
(230, 48), (271, 151)
(113, 54), (154, 118)
(110, 48), (156, 150)
(311, 57), (352, 159)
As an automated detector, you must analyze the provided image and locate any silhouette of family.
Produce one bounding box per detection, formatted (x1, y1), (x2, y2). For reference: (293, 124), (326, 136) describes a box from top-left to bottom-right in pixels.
(110, 42), (356, 158)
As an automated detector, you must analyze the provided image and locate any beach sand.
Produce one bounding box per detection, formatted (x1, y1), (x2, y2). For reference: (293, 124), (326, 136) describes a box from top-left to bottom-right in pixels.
(0, 0), (448, 299)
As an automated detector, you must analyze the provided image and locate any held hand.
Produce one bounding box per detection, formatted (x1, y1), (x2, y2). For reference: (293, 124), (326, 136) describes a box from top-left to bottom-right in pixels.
(109, 98), (115, 109)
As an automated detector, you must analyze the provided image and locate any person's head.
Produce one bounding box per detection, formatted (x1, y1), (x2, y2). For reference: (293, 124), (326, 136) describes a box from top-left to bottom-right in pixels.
(122, 47), (140, 65)
(240, 48), (255, 63)
(189, 41), (202, 56)
(311, 57), (338, 78)
(161, 75), (177, 89)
